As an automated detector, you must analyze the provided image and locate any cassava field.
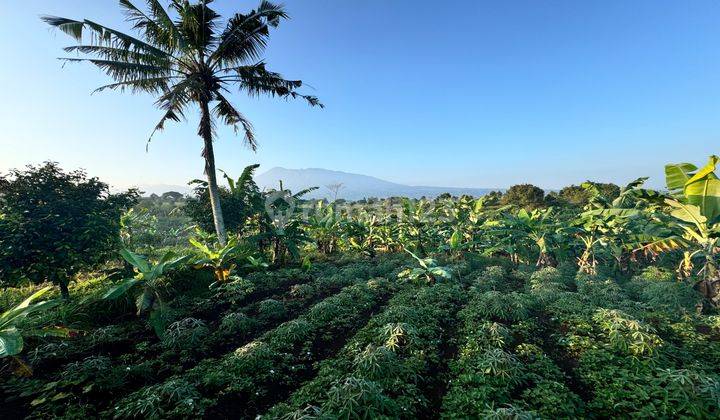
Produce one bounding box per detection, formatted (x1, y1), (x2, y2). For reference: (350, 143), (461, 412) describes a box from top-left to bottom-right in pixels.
(2, 155), (720, 419)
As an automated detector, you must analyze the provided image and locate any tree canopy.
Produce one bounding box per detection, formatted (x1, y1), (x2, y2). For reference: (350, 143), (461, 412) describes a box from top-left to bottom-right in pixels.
(0, 162), (138, 297)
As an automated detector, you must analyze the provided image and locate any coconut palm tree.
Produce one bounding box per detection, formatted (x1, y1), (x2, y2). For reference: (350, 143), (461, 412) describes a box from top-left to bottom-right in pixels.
(43, 0), (322, 245)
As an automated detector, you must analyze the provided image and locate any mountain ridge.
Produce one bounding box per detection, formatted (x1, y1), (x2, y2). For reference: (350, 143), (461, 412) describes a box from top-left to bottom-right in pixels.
(254, 167), (498, 200)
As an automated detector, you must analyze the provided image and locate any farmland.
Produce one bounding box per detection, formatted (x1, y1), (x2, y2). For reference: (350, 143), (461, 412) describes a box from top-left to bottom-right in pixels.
(2, 0), (720, 418)
(2, 154), (720, 419)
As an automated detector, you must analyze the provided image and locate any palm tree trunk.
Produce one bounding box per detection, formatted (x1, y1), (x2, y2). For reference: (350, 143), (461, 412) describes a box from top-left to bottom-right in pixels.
(199, 99), (227, 246)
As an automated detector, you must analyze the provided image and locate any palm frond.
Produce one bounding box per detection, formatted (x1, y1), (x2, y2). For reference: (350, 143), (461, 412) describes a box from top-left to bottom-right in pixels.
(174, 1), (220, 53)
(62, 45), (170, 67)
(42, 16), (172, 59)
(147, 79), (199, 147)
(92, 76), (177, 94)
(226, 62), (323, 107)
(119, 0), (185, 53)
(211, 1), (288, 66)
(213, 92), (257, 150)
(59, 58), (174, 82)
(146, 0), (186, 50)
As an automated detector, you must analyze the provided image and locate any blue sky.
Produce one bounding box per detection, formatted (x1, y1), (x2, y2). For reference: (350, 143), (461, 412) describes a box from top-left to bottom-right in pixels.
(0, 0), (718, 191)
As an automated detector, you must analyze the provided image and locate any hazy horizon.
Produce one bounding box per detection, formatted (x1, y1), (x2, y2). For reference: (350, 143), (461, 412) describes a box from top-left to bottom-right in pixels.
(1, 0), (718, 191)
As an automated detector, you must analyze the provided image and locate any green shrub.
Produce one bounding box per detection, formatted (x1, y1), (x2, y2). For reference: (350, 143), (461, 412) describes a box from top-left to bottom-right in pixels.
(471, 291), (534, 322)
(592, 309), (663, 357)
(162, 318), (209, 352)
(210, 277), (255, 305)
(578, 349), (720, 418)
(218, 312), (258, 336)
(112, 378), (206, 419)
(472, 266), (506, 292)
(267, 283), (465, 419)
(576, 274), (625, 307)
(256, 299), (287, 322)
(639, 281), (702, 312)
(479, 405), (537, 420)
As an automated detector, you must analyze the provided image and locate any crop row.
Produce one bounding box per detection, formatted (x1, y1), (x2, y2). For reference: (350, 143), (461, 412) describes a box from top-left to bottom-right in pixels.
(23, 265), (317, 375)
(441, 266), (583, 419)
(7, 256), (407, 418)
(108, 275), (400, 419)
(541, 270), (720, 418)
(263, 282), (467, 419)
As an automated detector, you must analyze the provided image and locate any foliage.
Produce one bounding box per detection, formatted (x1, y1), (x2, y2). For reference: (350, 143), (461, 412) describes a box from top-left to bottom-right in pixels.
(397, 249), (453, 284)
(7, 155), (720, 418)
(501, 184), (546, 209)
(103, 250), (188, 336)
(558, 182), (620, 207)
(189, 235), (251, 283)
(0, 162), (138, 297)
(0, 287), (67, 358)
(184, 165), (264, 235)
(44, 0), (322, 244)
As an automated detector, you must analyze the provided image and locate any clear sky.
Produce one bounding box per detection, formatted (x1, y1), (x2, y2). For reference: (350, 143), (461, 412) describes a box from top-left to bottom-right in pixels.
(0, 0), (718, 191)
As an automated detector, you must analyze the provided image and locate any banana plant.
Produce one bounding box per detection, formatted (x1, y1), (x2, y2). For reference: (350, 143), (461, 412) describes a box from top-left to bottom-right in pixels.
(308, 202), (342, 254)
(640, 155), (720, 302)
(666, 155), (720, 223)
(103, 250), (188, 337)
(189, 236), (250, 284)
(245, 256), (269, 270)
(1, 287), (69, 359)
(573, 178), (661, 274)
(256, 183), (316, 265)
(265, 219), (311, 265)
(398, 248), (452, 285)
(397, 199), (435, 256)
(485, 208), (564, 267)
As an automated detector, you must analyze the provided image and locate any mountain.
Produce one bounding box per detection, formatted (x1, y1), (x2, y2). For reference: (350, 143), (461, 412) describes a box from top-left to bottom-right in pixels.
(254, 167), (497, 200)
(124, 184), (192, 197)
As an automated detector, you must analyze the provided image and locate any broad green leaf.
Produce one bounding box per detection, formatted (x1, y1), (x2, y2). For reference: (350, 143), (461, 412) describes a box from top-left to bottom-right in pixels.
(189, 238), (211, 256)
(0, 288), (57, 328)
(666, 199), (706, 228)
(103, 278), (140, 300)
(449, 229), (462, 249)
(33, 327), (73, 338)
(0, 328), (24, 357)
(517, 208), (530, 222)
(429, 267), (453, 280)
(583, 208), (642, 218)
(136, 289), (155, 314)
(120, 249), (150, 273)
(472, 198), (485, 213)
(665, 162), (697, 193)
(683, 155), (720, 222)
(148, 304), (168, 338)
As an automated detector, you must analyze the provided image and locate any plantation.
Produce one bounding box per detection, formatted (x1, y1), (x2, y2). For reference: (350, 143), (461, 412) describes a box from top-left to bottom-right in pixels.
(2, 152), (720, 419)
(2, 0), (720, 418)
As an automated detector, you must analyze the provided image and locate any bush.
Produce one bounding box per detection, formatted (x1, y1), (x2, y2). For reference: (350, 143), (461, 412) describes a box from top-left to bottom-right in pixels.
(471, 266), (506, 292)
(256, 299), (287, 322)
(471, 291), (534, 322)
(162, 318), (210, 352)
